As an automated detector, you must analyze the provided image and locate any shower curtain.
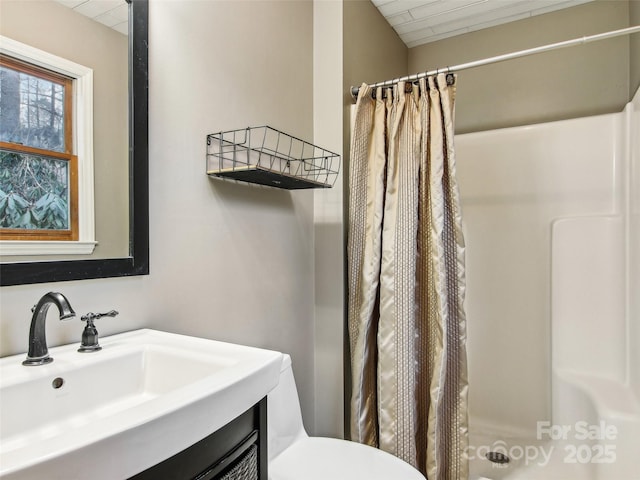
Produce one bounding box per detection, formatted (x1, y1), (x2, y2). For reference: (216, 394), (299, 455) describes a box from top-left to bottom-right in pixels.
(347, 74), (468, 479)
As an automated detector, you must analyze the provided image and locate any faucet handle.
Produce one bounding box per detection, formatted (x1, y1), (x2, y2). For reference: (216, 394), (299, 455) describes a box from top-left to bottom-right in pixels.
(78, 310), (118, 353)
(81, 310), (119, 322)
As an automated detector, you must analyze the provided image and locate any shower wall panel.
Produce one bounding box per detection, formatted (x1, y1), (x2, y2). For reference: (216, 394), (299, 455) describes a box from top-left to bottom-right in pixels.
(455, 113), (621, 436)
(629, 89), (640, 400)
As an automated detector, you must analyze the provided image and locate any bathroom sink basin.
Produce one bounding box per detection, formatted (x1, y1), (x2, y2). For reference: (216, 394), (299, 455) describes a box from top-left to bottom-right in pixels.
(0, 329), (283, 480)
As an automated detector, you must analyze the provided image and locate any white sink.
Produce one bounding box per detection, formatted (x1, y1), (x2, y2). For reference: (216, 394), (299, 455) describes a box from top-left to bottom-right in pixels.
(0, 329), (283, 480)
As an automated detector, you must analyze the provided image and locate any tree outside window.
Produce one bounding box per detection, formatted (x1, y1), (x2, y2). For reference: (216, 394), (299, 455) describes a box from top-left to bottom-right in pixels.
(0, 54), (78, 241)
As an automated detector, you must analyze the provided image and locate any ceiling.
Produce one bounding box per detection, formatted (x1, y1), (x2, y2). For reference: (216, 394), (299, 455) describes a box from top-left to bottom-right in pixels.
(54, 0), (128, 35)
(372, 0), (595, 48)
(54, 0), (597, 45)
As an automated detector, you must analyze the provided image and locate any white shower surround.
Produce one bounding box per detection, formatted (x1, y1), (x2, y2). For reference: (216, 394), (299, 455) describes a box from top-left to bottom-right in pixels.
(456, 88), (640, 479)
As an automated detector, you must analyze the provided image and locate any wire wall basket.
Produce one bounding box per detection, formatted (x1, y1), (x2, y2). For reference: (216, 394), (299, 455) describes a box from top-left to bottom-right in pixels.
(207, 127), (340, 190)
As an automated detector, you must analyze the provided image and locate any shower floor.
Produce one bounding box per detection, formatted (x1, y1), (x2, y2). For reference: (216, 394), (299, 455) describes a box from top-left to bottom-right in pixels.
(469, 431), (595, 480)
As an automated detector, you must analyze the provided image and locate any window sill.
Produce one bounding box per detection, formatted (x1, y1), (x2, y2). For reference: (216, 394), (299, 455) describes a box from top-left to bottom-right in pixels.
(0, 240), (97, 256)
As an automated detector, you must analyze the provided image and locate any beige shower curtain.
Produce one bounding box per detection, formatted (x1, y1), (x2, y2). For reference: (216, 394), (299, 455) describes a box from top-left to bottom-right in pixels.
(347, 74), (468, 479)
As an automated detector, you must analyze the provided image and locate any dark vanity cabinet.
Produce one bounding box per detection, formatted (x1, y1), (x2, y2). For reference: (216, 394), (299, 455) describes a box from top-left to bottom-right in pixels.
(129, 398), (267, 480)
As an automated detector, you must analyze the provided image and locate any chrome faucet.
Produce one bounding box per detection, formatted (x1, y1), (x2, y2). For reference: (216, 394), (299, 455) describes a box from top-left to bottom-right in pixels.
(23, 292), (76, 366)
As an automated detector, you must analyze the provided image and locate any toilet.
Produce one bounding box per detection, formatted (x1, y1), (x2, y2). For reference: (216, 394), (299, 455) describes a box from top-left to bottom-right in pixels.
(267, 354), (426, 480)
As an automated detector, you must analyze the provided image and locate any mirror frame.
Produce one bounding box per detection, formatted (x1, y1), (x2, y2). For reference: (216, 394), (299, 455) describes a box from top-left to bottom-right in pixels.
(0, 0), (149, 286)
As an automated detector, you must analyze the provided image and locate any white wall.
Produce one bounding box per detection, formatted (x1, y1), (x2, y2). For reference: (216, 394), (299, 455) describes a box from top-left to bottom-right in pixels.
(456, 113), (621, 436)
(0, 0), (320, 434)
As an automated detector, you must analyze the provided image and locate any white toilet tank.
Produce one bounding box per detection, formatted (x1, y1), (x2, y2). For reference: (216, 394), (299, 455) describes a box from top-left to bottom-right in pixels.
(267, 354), (307, 461)
(267, 354), (426, 480)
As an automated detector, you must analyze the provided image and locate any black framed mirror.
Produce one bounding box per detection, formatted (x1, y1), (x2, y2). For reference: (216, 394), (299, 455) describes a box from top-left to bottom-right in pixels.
(0, 0), (148, 286)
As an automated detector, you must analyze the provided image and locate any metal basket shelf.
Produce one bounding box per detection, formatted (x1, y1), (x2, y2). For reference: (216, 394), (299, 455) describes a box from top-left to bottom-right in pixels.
(207, 127), (340, 190)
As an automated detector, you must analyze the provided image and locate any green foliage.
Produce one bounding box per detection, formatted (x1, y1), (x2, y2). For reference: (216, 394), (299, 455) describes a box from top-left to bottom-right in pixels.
(0, 150), (69, 230)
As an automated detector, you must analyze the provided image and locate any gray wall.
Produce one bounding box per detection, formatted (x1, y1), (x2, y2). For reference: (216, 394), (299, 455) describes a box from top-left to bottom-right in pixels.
(408, 0), (633, 133)
(314, 0), (345, 439)
(343, 0), (408, 157)
(0, 0), (319, 434)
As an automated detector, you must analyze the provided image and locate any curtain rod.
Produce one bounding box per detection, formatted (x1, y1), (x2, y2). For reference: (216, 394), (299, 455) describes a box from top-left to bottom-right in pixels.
(350, 25), (640, 100)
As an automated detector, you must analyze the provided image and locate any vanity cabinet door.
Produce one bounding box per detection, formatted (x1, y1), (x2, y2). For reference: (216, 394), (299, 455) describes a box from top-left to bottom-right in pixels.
(129, 398), (267, 480)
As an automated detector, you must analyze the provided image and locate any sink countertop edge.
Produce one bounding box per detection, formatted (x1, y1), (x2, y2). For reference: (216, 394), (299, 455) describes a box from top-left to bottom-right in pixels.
(0, 329), (283, 480)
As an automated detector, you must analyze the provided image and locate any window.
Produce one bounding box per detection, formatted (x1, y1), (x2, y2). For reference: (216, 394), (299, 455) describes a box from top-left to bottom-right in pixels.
(0, 54), (78, 241)
(0, 36), (95, 256)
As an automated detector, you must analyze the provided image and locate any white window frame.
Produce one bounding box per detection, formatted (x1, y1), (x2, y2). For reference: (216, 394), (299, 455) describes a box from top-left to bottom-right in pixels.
(0, 35), (96, 255)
